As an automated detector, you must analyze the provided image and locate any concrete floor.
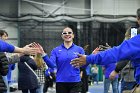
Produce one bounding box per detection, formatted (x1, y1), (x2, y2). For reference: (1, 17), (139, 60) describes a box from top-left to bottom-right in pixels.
(11, 82), (105, 93)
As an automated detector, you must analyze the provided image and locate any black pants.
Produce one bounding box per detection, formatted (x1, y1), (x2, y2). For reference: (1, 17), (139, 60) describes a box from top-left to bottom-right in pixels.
(43, 76), (52, 93)
(22, 88), (36, 93)
(56, 82), (82, 93)
(81, 75), (88, 93)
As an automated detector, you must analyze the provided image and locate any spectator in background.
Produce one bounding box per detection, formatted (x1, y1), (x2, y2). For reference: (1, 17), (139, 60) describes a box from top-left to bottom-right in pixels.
(93, 44), (118, 93)
(80, 45), (90, 93)
(34, 53), (47, 93)
(43, 68), (52, 93)
(91, 65), (98, 85)
(43, 67), (56, 93)
(7, 54), (20, 92)
(18, 55), (38, 93)
(85, 65), (91, 90)
(102, 63), (119, 93)
(48, 68), (56, 88)
(6, 57), (16, 93)
(80, 67), (87, 93)
(0, 52), (10, 93)
(111, 60), (137, 93)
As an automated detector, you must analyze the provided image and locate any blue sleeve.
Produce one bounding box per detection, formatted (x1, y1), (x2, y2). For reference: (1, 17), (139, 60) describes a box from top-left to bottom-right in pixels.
(86, 35), (140, 65)
(9, 64), (16, 70)
(80, 47), (85, 55)
(0, 40), (15, 53)
(42, 49), (57, 68)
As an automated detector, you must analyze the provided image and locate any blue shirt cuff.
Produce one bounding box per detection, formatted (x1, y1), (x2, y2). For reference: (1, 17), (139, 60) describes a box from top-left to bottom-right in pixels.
(41, 53), (47, 57)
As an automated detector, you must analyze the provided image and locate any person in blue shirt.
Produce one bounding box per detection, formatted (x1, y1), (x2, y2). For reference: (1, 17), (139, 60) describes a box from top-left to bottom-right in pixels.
(0, 29), (40, 93)
(109, 27), (138, 93)
(34, 27), (85, 93)
(102, 63), (119, 93)
(71, 8), (140, 87)
(0, 30), (18, 93)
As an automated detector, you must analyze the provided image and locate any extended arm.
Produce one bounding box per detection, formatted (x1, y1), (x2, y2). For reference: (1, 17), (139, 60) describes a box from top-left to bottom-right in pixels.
(32, 43), (56, 68)
(71, 35), (140, 67)
(0, 40), (38, 55)
(86, 35), (140, 65)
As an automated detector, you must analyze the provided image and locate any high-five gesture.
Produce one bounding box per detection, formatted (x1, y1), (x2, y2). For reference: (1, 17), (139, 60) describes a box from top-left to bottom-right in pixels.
(98, 43), (111, 51)
(92, 47), (100, 54)
(29, 42), (45, 54)
(14, 44), (39, 55)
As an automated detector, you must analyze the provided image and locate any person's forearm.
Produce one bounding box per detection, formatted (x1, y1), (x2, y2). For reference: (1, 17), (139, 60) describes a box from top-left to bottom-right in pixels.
(42, 55), (56, 68)
(115, 60), (129, 73)
(14, 47), (24, 53)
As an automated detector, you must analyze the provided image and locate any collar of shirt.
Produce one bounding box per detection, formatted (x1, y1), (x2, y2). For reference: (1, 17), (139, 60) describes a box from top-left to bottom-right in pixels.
(61, 43), (75, 49)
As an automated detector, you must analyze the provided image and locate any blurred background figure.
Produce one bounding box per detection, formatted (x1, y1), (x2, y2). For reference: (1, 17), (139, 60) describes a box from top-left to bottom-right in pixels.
(80, 45), (90, 93)
(91, 65), (99, 85)
(102, 63), (119, 93)
(34, 53), (47, 93)
(18, 55), (38, 93)
(43, 67), (56, 93)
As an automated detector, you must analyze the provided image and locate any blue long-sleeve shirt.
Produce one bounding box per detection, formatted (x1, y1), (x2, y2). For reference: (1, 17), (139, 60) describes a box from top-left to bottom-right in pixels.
(86, 34), (140, 84)
(0, 40), (15, 53)
(43, 43), (85, 82)
(103, 63), (118, 79)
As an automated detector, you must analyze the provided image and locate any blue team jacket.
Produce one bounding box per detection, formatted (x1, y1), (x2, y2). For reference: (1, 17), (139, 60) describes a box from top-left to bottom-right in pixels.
(42, 43), (85, 82)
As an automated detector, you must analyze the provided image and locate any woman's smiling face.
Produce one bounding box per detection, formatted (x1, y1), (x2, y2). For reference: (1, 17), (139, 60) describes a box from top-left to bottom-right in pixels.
(61, 27), (74, 42)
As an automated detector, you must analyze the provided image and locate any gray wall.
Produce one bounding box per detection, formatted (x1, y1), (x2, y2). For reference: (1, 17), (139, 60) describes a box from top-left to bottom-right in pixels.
(0, 0), (139, 16)
(92, 0), (140, 15)
(20, 0), (140, 16)
(20, 0), (90, 15)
